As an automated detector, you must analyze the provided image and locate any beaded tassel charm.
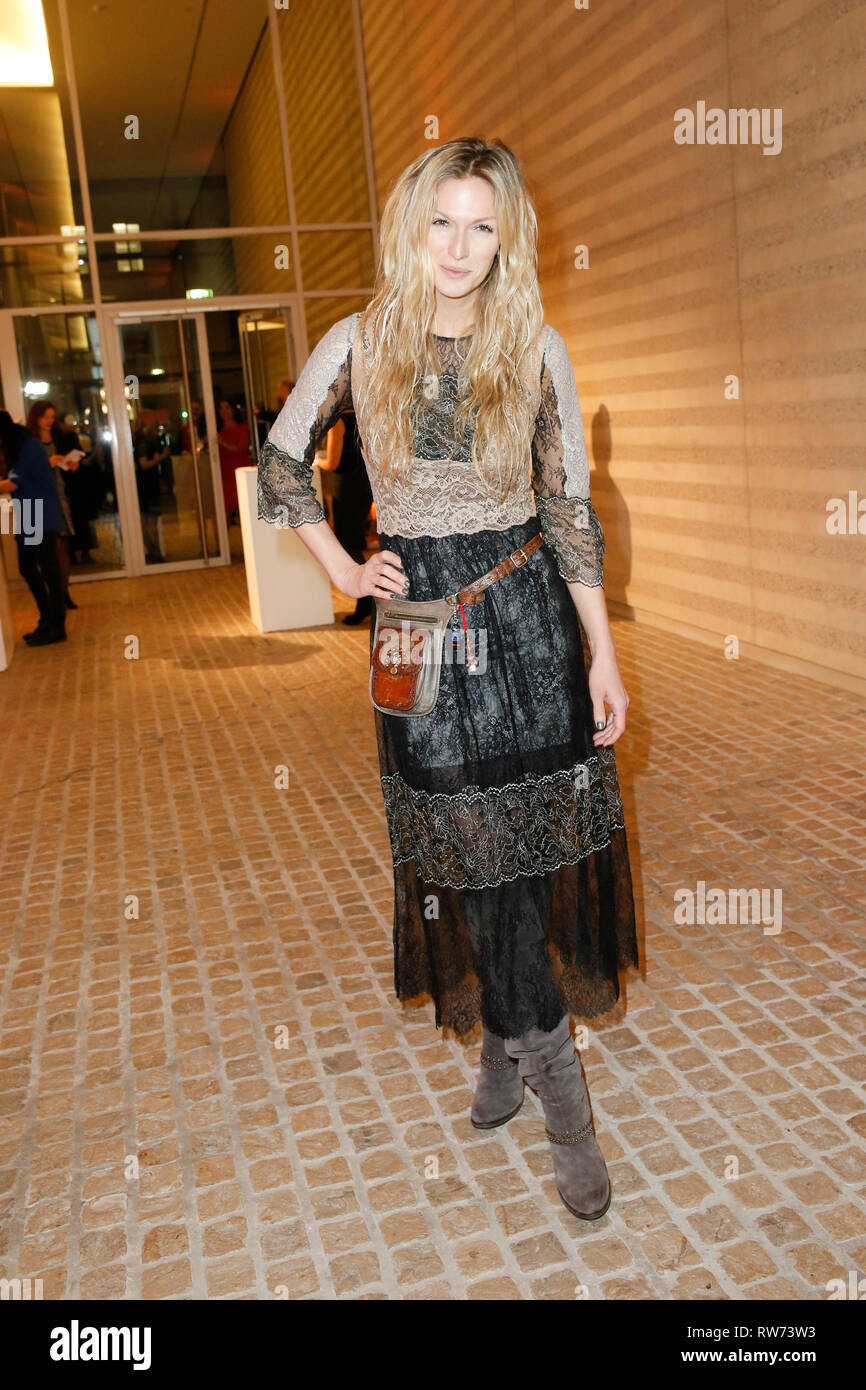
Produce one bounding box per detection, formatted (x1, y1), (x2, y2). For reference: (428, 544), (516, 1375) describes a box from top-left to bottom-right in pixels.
(457, 600), (479, 672)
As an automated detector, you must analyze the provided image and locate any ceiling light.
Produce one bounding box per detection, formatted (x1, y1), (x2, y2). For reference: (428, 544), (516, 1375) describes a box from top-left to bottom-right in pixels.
(0, 0), (54, 87)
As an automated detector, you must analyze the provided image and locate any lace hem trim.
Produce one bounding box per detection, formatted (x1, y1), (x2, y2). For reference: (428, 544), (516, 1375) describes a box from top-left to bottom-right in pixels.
(257, 439), (325, 528)
(380, 748), (625, 890)
(535, 495), (605, 585)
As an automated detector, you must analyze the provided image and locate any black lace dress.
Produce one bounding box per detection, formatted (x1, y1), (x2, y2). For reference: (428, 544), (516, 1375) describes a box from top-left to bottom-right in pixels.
(258, 313), (638, 1040)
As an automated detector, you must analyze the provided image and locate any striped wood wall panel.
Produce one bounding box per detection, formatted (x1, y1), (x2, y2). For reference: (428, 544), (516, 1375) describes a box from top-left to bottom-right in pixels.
(221, 4), (373, 377)
(358, 0), (866, 688)
(223, 26), (296, 307)
(278, 0), (374, 340)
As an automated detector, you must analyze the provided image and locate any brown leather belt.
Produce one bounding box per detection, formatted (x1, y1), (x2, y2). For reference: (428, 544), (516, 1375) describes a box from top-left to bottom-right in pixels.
(448, 530), (544, 608)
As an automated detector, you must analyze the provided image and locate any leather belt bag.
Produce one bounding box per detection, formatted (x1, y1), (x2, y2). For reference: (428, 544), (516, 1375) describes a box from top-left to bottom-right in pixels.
(369, 531), (544, 718)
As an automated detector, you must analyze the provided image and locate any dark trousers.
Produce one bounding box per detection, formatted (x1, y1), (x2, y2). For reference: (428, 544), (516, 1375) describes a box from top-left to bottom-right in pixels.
(16, 531), (65, 631)
(328, 472), (373, 565)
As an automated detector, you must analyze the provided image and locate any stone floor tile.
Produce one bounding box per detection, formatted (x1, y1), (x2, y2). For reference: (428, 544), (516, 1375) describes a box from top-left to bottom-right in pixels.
(2, 570), (862, 1301)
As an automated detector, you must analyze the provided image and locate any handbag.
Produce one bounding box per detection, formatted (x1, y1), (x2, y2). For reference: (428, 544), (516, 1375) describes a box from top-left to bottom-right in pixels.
(370, 594), (455, 717)
(368, 531), (544, 717)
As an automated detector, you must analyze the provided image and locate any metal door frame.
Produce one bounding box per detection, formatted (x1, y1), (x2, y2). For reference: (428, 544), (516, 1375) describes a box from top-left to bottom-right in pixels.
(0, 295), (301, 580)
(238, 307), (295, 467)
(106, 307), (228, 576)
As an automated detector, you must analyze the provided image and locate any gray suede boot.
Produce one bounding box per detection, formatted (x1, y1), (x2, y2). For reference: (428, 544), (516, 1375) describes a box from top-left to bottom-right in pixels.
(470, 1025), (524, 1129)
(504, 1014), (611, 1220)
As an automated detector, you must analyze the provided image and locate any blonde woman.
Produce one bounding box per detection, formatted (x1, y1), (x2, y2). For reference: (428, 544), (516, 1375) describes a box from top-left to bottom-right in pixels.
(258, 138), (638, 1222)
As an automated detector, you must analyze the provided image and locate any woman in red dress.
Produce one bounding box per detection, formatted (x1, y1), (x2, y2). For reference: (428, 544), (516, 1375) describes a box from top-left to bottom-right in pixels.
(217, 399), (249, 525)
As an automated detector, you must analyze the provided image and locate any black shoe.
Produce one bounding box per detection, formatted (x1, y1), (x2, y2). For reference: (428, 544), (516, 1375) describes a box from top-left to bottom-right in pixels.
(27, 625), (67, 646)
(342, 596), (372, 626)
(65, 592), (78, 609)
(23, 617), (50, 643)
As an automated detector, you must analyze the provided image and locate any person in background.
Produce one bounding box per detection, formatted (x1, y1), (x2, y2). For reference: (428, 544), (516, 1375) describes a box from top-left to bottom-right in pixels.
(254, 379), (295, 450)
(26, 400), (80, 611)
(181, 401), (206, 463)
(0, 410), (67, 646)
(319, 405), (374, 624)
(57, 412), (98, 564)
(133, 408), (168, 563)
(253, 401), (270, 452)
(217, 399), (250, 526)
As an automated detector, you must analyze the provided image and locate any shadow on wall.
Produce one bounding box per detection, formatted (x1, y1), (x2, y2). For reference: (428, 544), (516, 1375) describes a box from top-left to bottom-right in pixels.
(591, 403), (632, 617)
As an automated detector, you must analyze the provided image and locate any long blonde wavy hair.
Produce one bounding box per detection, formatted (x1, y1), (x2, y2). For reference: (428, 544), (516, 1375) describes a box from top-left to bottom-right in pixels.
(355, 137), (545, 504)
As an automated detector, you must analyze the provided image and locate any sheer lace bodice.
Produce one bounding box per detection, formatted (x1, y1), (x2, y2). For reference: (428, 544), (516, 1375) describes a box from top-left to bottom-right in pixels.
(258, 312), (605, 585)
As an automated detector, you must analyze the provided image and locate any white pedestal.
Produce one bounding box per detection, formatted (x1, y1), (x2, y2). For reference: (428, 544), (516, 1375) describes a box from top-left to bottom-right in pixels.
(0, 499), (18, 671)
(237, 465), (334, 633)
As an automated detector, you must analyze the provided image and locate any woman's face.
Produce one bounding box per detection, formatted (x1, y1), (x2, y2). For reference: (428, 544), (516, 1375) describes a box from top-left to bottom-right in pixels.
(427, 175), (500, 308)
(219, 401), (233, 422)
(40, 407), (55, 432)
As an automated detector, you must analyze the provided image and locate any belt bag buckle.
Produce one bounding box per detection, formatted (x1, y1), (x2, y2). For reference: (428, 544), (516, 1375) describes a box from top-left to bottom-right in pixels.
(511, 545), (529, 568)
(369, 594), (454, 719)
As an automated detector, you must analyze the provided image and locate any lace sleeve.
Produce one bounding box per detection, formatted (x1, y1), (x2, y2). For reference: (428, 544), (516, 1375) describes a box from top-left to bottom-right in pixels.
(530, 326), (605, 586)
(257, 313), (358, 527)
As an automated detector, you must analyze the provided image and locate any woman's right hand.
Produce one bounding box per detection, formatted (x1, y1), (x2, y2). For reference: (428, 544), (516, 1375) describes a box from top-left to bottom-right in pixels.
(340, 549), (408, 600)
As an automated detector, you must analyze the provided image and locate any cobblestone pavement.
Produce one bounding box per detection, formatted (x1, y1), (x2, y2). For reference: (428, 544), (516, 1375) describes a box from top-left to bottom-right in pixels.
(1, 565), (863, 1300)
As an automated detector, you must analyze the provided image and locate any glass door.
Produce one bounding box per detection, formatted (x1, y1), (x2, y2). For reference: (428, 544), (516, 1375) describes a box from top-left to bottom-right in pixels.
(238, 308), (296, 465)
(8, 311), (122, 575)
(112, 313), (224, 568)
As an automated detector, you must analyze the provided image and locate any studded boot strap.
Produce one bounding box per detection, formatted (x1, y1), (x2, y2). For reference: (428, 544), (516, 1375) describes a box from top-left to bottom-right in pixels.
(480, 1053), (517, 1072)
(545, 1117), (595, 1145)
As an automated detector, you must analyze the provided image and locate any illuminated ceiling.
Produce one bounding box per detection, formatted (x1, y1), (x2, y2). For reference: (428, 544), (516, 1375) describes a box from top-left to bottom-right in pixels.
(0, 0), (268, 236)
